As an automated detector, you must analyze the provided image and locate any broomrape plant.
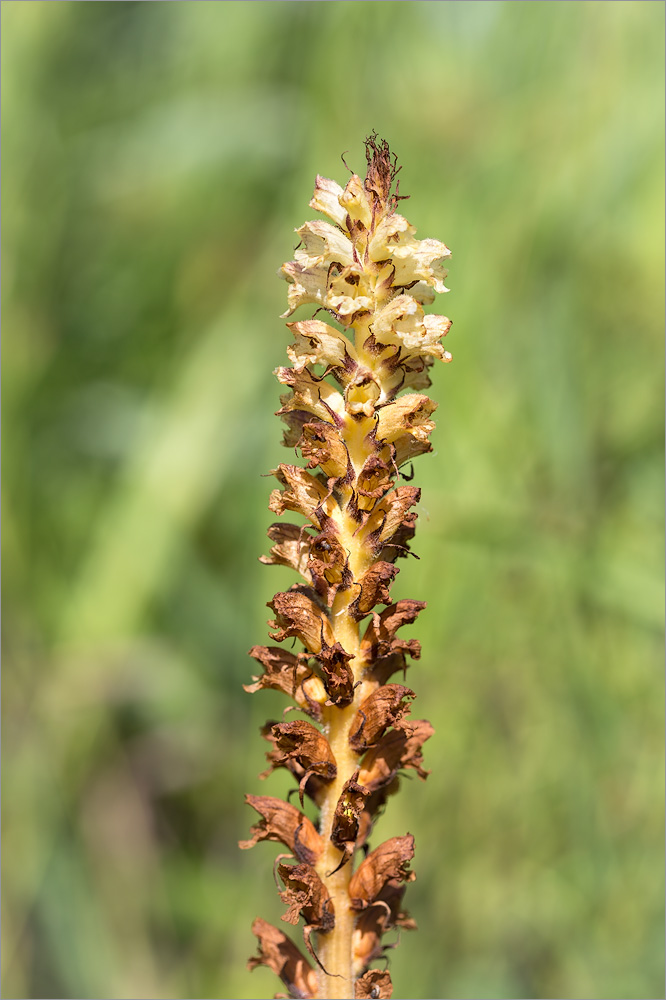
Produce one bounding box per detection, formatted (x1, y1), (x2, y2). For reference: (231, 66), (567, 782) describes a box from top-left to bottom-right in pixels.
(241, 136), (453, 1000)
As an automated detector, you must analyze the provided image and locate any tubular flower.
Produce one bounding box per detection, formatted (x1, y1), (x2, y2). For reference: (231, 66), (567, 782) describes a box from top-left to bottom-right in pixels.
(242, 136), (451, 1000)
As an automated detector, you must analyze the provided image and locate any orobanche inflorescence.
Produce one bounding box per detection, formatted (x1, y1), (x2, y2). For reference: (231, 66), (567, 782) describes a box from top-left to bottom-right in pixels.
(241, 136), (452, 1000)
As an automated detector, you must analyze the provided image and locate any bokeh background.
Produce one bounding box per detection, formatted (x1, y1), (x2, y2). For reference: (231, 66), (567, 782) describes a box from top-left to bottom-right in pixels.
(2, 2), (664, 999)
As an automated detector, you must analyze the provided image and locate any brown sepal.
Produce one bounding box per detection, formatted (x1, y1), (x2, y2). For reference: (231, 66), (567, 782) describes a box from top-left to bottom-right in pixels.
(268, 588), (334, 654)
(349, 835), (415, 911)
(349, 562), (399, 620)
(358, 719), (434, 792)
(240, 795), (323, 865)
(330, 769), (371, 871)
(248, 917), (317, 1000)
(349, 684), (415, 752)
(246, 645), (325, 722)
(355, 970), (393, 999)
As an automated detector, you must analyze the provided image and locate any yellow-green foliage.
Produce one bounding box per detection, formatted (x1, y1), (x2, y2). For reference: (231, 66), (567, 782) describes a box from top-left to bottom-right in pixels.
(2, 3), (663, 999)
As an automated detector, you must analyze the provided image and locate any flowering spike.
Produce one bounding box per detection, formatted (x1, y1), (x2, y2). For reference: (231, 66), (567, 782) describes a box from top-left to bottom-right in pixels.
(243, 137), (453, 999)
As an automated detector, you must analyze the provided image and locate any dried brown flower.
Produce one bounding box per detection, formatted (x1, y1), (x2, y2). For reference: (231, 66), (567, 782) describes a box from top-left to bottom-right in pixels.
(240, 794), (323, 865)
(349, 835), (416, 912)
(349, 685), (415, 752)
(249, 917), (317, 999)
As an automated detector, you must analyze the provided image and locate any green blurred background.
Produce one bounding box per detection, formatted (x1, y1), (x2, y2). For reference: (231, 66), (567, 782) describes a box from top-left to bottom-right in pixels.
(2, 2), (664, 998)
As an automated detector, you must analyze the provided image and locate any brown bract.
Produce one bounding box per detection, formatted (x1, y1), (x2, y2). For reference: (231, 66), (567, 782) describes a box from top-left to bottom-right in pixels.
(248, 917), (317, 1000)
(349, 835), (415, 911)
(240, 795), (323, 865)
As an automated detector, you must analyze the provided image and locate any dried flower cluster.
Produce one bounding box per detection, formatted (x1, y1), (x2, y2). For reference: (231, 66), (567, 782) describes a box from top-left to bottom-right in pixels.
(241, 136), (452, 1000)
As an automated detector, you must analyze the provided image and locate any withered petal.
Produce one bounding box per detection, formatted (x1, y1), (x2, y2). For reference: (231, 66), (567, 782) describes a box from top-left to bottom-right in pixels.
(356, 455), (395, 503)
(378, 514), (418, 564)
(240, 795), (323, 865)
(349, 835), (415, 911)
(307, 529), (351, 606)
(248, 917), (317, 1000)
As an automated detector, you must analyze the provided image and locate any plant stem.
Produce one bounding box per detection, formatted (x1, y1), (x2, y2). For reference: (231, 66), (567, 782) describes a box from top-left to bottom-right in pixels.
(314, 493), (373, 998)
